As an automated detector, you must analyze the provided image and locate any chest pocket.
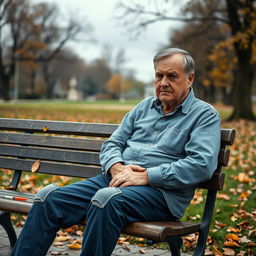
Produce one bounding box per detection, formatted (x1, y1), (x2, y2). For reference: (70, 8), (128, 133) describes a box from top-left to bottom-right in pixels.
(156, 127), (189, 155)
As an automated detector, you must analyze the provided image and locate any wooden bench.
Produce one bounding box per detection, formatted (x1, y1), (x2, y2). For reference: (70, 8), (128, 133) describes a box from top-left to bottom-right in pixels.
(0, 118), (236, 256)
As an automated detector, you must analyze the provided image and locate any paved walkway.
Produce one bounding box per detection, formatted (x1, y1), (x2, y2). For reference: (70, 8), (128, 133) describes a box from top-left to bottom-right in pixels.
(0, 226), (190, 256)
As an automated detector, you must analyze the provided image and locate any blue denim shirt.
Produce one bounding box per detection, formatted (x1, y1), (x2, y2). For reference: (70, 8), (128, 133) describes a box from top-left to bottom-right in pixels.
(100, 89), (221, 218)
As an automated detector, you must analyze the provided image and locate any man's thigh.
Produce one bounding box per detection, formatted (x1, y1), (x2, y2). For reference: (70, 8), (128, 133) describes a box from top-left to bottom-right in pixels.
(92, 185), (174, 223)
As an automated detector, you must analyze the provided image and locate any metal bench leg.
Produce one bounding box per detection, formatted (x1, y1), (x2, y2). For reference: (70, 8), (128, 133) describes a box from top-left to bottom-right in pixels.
(166, 237), (182, 256)
(192, 229), (208, 256)
(0, 211), (17, 247)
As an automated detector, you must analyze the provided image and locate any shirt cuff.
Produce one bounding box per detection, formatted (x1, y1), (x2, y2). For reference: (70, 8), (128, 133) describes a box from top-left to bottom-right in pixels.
(146, 166), (162, 186)
(104, 157), (124, 174)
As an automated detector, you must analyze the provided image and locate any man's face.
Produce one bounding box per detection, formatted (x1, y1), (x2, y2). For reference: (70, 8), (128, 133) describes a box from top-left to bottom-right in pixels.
(154, 53), (194, 109)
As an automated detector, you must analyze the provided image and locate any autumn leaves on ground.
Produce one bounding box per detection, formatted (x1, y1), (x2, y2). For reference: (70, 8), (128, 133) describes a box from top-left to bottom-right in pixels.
(0, 102), (255, 255)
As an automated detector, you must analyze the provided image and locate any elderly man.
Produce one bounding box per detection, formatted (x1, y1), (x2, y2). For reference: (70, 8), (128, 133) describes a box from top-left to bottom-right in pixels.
(11, 48), (220, 256)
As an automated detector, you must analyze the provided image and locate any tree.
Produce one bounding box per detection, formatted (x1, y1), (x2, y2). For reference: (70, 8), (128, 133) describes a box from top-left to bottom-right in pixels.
(106, 73), (131, 99)
(82, 59), (112, 97)
(0, 0), (90, 100)
(117, 0), (256, 120)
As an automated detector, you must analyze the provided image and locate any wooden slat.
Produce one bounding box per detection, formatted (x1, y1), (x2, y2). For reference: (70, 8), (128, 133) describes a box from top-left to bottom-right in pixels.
(218, 148), (230, 167)
(0, 198), (32, 214)
(0, 133), (105, 151)
(0, 145), (101, 165)
(0, 157), (101, 178)
(0, 118), (118, 137)
(123, 221), (200, 241)
(198, 172), (225, 190)
(221, 129), (236, 146)
(0, 190), (35, 200)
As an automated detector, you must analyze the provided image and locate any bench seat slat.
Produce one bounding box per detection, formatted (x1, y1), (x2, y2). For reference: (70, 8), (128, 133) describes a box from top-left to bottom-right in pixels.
(0, 119), (118, 137)
(0, 199), (32, 215)
(0, 195), (200, 242)
(0, 145), (101, 165)
(123, 221), (200, 241)
(0, 133), (104, 151)
(0, 157), (102, 178)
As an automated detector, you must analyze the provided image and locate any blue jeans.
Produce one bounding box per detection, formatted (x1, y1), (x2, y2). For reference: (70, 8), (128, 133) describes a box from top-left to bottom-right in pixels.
(11, 174), (174, 256)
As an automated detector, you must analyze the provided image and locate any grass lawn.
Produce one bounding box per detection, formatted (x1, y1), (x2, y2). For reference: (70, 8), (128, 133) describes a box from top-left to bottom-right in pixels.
(0, 100), (255, 255)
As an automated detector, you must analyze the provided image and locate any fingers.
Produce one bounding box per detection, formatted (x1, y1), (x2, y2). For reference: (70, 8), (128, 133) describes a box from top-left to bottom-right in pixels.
(109, 175), (128, 187)
(128, 164), (146, 172)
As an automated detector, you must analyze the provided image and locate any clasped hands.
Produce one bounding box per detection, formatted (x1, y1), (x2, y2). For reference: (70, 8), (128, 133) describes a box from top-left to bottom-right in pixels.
(109, 162), (149, 187)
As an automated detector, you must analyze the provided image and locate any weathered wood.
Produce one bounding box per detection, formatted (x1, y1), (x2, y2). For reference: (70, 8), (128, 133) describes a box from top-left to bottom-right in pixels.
(221, 129), (236, 146)
(0, 157), (102, 178)
(0, 118), (236, 253)
(198, 172), (225, 190)
(0, 145), (101, 165)
(123, 221), (200, 241)
(0, 133), (104, 151)
(218, 148), (230, 167)
(0, 118), (118, 137)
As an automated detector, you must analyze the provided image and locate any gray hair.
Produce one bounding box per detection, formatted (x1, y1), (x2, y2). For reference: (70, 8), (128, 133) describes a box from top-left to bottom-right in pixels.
(153, 48), (195, 76)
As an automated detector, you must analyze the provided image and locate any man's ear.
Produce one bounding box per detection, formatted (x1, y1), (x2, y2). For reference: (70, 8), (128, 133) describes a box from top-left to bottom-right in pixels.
(188, 72), (195, 86)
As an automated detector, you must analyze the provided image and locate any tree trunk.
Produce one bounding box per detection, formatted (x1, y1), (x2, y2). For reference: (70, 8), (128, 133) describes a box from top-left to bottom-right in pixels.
(228, 59), (255, 120)
(1, 76), (11, 101)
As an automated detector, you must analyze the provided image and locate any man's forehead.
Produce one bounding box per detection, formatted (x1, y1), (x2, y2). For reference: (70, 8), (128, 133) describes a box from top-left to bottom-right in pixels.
(155, 54), (184, 72)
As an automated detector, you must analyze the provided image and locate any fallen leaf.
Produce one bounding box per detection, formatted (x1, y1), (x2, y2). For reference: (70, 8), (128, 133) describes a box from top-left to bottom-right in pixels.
(248, 229), (256, 237)
(212, 245), (223, 256)
(31, 160), (40, 173)
(217, 193), (230, 200)
(204, 248), (214, 255)
(226, 227), (240, 233)
(223, 241), (240, 247)
(225, 234), (239, 241)
(53, 242), (65, 246)
(139, 248), (146, 254)
(239, 236), (251, 244)
(222, 248), (235, 255)
(43, 126), (48, 132)
(50, 252), (62, 255)
(55, 236), (71, 242)
(68, 242), (82, 250)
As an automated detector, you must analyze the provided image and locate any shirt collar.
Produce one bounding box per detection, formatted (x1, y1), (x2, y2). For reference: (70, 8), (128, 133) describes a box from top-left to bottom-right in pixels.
(150, 87), (195, 115)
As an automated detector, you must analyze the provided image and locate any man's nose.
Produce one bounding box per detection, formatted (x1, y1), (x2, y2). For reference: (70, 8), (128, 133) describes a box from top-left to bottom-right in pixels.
(160, 76), (169, 86)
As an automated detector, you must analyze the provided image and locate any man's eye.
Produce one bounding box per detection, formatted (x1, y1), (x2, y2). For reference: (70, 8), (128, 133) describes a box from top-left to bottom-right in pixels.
(168, 74), (178, 80)
(155, 74), (162, 80)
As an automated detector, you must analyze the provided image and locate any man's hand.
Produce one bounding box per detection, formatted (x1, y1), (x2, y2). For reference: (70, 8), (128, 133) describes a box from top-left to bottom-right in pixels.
(108, 163), (149, 187)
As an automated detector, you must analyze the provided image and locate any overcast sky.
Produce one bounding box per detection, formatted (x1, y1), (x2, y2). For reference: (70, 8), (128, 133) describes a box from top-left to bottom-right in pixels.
(33, 0), (184, 83)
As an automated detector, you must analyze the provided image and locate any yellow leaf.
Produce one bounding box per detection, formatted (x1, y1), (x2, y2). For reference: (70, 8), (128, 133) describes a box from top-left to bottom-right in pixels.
(212, 245), (223, 256)
(43, 126), (48, 132)
(223, 241), (240, 247)
(68, 242), (82, 250)
(225, 234), (239, 241)
(31, 160), (40, 173)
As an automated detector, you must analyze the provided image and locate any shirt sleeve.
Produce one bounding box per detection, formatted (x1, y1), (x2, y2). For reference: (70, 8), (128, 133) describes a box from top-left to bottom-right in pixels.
(99, 105), (137, 173)
(147, 109), (221, 189)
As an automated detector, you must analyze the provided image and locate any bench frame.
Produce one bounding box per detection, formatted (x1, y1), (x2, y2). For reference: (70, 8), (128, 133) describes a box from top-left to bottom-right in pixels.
(0, 118), (236, 256)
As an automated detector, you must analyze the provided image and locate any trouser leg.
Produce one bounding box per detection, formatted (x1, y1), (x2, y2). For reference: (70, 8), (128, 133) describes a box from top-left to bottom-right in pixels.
(81, 185), (174, 256)
(11, 175), (109, 256)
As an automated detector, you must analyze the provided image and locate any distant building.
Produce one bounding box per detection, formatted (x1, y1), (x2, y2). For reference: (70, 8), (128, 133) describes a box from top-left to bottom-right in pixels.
(144, 83), (155, 98)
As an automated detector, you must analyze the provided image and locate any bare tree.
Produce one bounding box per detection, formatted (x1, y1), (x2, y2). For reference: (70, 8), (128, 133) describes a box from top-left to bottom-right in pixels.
(116, 0), (256, 120)
(0, 0), (91, 100)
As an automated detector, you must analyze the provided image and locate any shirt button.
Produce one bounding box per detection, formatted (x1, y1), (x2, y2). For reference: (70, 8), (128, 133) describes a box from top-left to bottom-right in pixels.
(153, 130), (158, 135)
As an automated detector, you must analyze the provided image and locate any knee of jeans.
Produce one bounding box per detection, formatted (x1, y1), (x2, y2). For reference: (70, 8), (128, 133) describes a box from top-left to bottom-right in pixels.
(91, 187), (122, 208)
(34, 183), (59, 203)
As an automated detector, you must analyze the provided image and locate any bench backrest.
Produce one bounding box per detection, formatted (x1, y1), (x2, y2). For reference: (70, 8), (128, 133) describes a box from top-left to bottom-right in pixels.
(0, 118), (235, 190)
